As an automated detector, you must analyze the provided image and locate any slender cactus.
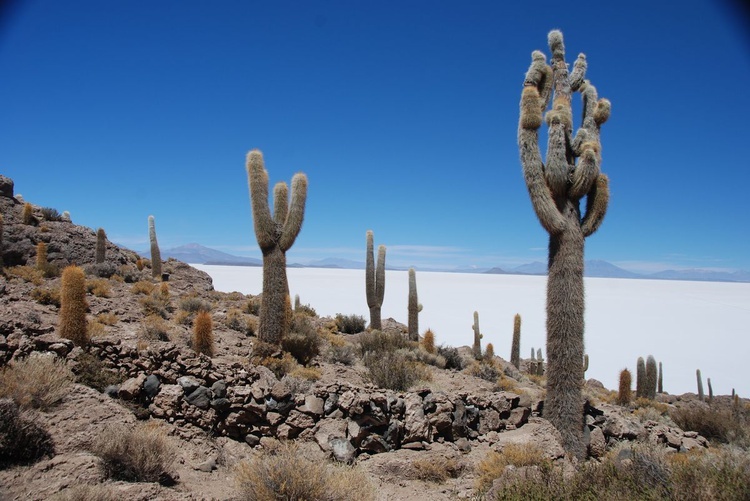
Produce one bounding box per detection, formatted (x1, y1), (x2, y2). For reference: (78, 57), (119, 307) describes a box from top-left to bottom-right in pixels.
(407, 268), (421, 341)
(96, 228), (107, 264)
(636, 357), (646, 399)
(707, 377), (713, 405)
(617, 368), (632, 405)
(536, 348), (544, 376)
(529, 347), (536, 374)
(518, 30), (610, 459)
(511, 314), (521, 369)
(472, 311), (483, 360)
(365, 230), (386, 330)
(696, 369), (704, 401)
(658, 361), (663, 394)
(645, 355), (657, 400)
(148, 215), (162, 279)
(485, 343), (495, 360)
(246, 149), (308, 344)
(58, 265), (89, 346)
(35, 242), (48, 272)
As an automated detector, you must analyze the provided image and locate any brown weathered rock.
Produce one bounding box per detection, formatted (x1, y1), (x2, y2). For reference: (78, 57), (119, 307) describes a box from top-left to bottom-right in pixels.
(118, 373), (147, 400)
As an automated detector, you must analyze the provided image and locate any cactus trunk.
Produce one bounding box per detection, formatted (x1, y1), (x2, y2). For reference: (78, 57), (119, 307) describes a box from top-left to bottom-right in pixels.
(511, 314), (521, 369)
(407, 268), (419, 341)
(365, 231), (386, 330)
(260, 245), (291, 344)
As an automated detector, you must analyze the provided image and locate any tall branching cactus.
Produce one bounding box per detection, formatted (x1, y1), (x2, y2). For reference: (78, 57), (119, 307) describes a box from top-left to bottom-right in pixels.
(407, 268), (421, 341)
(148, 216), (162, 279)
(365, 230), (386, 330)
(511, 313), (521, 369)
(246, 149), (308, 345)
(518, 30), (611, 458)
(96, 228), (107, 264)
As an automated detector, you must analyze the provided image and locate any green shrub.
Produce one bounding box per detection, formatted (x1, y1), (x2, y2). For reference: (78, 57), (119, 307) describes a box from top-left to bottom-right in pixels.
(40, 207), (62, 221)
(281, 314), (321, 365)
(335, 313), (366, 334)
(437, 344), (465, 370)
(91, 422), (176, 484)
(467, 360), (501, 383)
(0, 398), (55, 468)
(358, 330), (411, 356)
(363, 350), (428, 391)
(179, 296), (211, 313)
(72, 352), (123, 392)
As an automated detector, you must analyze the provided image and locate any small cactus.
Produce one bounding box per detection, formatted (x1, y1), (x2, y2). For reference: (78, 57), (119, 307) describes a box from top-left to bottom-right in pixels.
(536, 348), (544, 376)
(22, 202), (34, 225)
(35, 242), (48, 272)
(472, 311), (483, 360)
(696, 369), (704, 401)
(408, 268), (420, 341)
(511, 314), (521, 369)
(148, 215), (162, 280)
(617, 368), (632, 405)
(58, 265), (89, 346)
(485, 343), (495, 360)
(422, 329), (436, 355)
(636, 357), (646, 398)
(95, 228), (107, 264)
(365, 231), (386, 330)
(192, 310), (215, 357)
(645, 355), (657, 400)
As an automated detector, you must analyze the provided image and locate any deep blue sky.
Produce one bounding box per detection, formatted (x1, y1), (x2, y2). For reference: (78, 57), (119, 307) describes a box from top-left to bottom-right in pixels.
(2, 1), (749, 272)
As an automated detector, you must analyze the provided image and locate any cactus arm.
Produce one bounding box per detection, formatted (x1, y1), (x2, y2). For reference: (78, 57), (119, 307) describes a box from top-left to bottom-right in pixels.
(273, 181), (289, 228)
(568, 53), (587, 91)
(278, 172), (308, 252)
(246, 150), (276, 251)
(365, 231), (376, 307)
(581, 174), (609, 237)
(375, 244), (386, 305)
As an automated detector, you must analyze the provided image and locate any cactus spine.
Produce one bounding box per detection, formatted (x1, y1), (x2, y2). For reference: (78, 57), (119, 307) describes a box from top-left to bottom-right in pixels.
(407, 268), (421, 341)
(246, 149), (308, 345)
(511, 314), (521, 369)
(617, 368), (632, 405)
(365, 230), (386, 330)
(636, 357), (646, 398)
(472, 311), (483, 360)
(696, 369), (704, 401)
(645, 355), (657, 400)
(518, 30), (610, 459)
(95, 228), (106, 264)
(148, 216), (162, 280)
(58, 265), (89, 346)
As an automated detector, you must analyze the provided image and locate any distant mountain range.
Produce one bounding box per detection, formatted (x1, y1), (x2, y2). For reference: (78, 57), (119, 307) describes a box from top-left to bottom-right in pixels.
(146, 244), (750, 283)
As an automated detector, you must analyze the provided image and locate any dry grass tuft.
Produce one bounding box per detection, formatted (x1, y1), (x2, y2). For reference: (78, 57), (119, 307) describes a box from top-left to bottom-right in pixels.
(140, 314), (171, 342)
(130, 280), (155, 295)
(476, 443), (547, 492)
(91, 421), (176, 484)
(0, 353), (74, 410)
(410, 456), (463, 483)
(6, 265), (44, 285)
(234, 442), (374, 501)
(86, 278), (111, 298)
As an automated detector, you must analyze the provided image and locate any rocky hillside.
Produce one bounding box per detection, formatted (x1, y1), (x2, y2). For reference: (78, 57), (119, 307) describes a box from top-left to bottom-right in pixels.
(0, 175), (745, 501)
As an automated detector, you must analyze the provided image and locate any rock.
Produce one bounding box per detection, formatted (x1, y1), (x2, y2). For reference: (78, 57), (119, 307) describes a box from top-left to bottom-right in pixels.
(185, 386), (212, 409)
(314, 418), (348, 453)
(211, 380), (227, 398)
(330, 438), (356, 464)
(455, 437), (472, 452)
(177, 376), (201, 395)
(210, 397), (231, 412)
(403, 393), (430, 443)
(303, 395), (325, 416)
(195, 458), (217, 472)
(602, 412), (644, 440)
(245, 434), (261, 446)
(118, 373), (147, 400)
(104, 385), (120, 398)
(143, 374), (161, 399)
(266, 412), (283, 426)
(0, 175), (13, 198)
(588, 426), (606, 458)
(506, 407), (531, 428)
(479, 409), (501, 434)
(360, 435), (389, 453)
(286, 410), (315, 429)
(270, 381), (291, 400)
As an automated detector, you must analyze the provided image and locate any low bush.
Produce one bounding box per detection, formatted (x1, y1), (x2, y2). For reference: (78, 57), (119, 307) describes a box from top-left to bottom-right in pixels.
(131, 280), (155, 295)
(670, 405), (748, 445)
(40, 207), (62, 221)
(0, 353), (73, 410)
(467, 360), (501, 383)
(139, 291), (171, 318)
(410, 457), (463, 483)
(225, 308), (253, 334)
(96, 312), (118, 326)
(0, 398), (55, 469)
(281, 314), (321, 365)
(31, 286), (61, 306)
(50, 484), (119, 501)
(326, 342), (358, 366)
(294, 302), (317, 317)
(363, 350), (429, 391)
(179, 296), (211, 313)
(72, 352), (123, 392)
(234, 442), (374, 501)
(358, 330), (411, 356)
(91, 422), (176, 484)
(437, 344), (465, 370)
(335, 313), (366, 334)
(86, 278), (111, 298)
(87, 319), (107, 338)
(140, 314), (171, 342)
(5, 265), (44, 285)
(476, 443), (548, 493)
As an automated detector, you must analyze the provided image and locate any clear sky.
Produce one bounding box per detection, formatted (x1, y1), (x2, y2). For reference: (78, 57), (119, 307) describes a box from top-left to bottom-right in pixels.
(1, 0), (749, 272)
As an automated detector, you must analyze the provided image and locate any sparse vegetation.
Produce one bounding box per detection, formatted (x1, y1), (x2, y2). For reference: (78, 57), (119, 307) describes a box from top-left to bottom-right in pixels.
(335, 313), (366, 334)
(437, 344), (465, 370)
(234, 442), (374, 501)
(0, 353), (74, 410)
(281, 313), (320, 365)
(0, 398), (55, 468)
(91, 422), (176, 484)
(72, 351), (123, 392)
(410, 456), (463, 482)
(31, 286), (61, 306)
(671, 405), (749, 446)
(140, 314), (172, 342)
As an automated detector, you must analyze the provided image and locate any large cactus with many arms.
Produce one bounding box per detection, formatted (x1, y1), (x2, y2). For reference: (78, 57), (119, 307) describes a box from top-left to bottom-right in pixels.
(518, 30), (611, 458)
(365, 230), (386, 330)
(246, 149), (308, 344)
